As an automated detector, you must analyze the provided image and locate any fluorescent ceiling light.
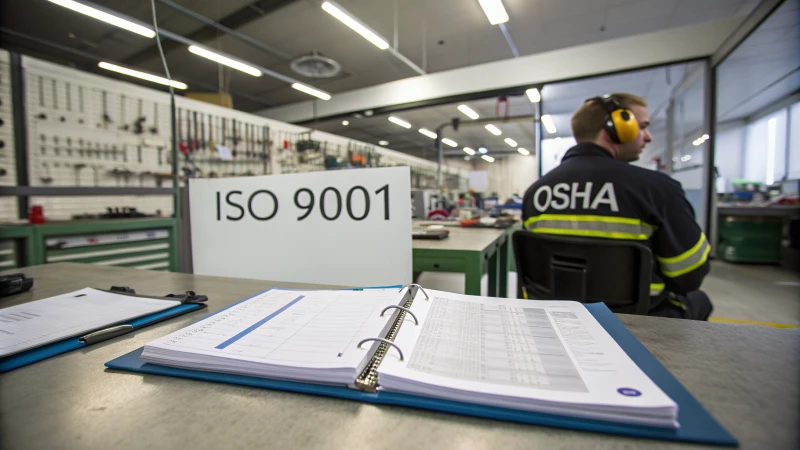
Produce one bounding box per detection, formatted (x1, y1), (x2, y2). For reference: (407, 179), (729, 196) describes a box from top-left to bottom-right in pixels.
(517, 148), (530, 156)
(464, 156), (471, 161)
(188, 45), (262, 77)
(291, 83), (331, 100)
(379, 140), (389, 146)
(481, 155), (495, 162)
(419, 128), (438, 139)
(504, 138), (518, 147)
(342, 120), (349, 126)
(321, 1), (389, 50)
(457, 104), (479, 120)
(48, 0), (155, 38)
(441, 138), (458, 147)
(702, 134), (710, 140)
(478, 0), (509, 25)
(97, 62), (187, 89)
(388, 116), (411, 128)
(525, 88), (541, 103)
(541, 114), (557, 134)
(478, 147), (488, 154)
(463, 147), (476, 155)
(485, 124), (502, 136)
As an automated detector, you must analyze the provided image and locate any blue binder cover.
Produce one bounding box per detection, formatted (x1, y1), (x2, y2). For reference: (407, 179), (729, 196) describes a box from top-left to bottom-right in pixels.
(105, 300), (738, 446)
(1, 302), (205, 373)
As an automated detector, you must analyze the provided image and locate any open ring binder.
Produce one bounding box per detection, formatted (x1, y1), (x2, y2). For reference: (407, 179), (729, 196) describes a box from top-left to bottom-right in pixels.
(379, 305), (419, 325)
(399, 283), (429, 300)
(357, 338), (404, 362)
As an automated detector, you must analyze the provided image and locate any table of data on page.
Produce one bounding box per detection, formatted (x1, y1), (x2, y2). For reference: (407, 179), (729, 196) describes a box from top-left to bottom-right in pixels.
(407, 298), (588, 392)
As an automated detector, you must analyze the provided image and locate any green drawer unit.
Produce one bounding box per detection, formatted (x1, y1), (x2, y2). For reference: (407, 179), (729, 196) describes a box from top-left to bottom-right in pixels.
(0, 225), (36, 269)
(718, 216), (783, 263)
(1, 218), (181, 271)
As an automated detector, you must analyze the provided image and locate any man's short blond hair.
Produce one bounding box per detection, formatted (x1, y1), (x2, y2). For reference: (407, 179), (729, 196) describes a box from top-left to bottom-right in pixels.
(570, 93), (647, 143)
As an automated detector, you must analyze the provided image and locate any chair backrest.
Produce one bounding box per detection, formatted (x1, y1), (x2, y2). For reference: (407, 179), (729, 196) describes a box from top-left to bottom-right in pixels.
(512, 230), (652, 315)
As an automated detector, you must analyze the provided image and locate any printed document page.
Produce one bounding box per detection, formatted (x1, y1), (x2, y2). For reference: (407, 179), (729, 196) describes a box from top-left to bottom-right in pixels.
(377, 289), (677, 427)
(142, 289), (404, 376)
(0, 288), (180, 357)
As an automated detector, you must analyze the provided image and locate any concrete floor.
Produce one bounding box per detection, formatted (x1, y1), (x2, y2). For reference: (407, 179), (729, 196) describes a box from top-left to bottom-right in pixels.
(418, 260), (800, 326)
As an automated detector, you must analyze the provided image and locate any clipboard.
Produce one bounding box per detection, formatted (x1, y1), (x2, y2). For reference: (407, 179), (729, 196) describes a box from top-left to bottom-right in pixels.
(105, 294), (737, 446)
(0, 288), (208, 373)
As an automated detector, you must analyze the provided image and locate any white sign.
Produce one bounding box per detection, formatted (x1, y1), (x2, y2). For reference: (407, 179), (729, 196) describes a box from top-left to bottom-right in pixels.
(189, 167), (412, 287)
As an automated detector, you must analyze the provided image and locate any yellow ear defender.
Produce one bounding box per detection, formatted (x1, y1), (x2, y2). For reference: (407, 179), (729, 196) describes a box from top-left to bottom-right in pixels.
(587, 95), (640, 144)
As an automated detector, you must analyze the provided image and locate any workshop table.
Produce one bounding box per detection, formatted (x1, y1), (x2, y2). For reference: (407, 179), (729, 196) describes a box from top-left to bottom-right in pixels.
(413, 227), (509, 297)
(1, 263), (798, 450)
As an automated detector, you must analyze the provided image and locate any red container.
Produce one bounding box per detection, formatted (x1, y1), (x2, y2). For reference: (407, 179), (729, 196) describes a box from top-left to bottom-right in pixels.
(29, 205), (45, 224)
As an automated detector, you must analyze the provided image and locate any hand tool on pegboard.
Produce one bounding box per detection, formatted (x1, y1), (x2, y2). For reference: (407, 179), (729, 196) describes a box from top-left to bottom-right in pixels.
(150, 102), (159, 134)
(101, 89), (112, 129)
(119, 94), (129, 131)
(231, 118), (238, 158)
(199, 112), (206, 151)
(134, 98), (146, 134)
(208, 113), (215, 153)
(177, 108), (188, 155)
(192, 110), (199, 153)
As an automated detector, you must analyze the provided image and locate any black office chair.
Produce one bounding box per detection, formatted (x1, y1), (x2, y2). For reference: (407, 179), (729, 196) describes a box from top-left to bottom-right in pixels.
(513, 230), (652, 315)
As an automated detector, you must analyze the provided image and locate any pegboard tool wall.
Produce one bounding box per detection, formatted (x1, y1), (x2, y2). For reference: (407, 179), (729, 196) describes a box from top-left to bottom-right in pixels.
(2, 53), (469, 222)
(0, 51), (18, 219)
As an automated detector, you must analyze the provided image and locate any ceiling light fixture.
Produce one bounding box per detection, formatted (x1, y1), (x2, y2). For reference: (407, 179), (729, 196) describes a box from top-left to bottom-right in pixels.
(541, 114), (557, 134)
(188, 45), (262, 77)
(463, 147), (476, 155)
(388, 116), (412, 128)
(485, 124), (502, 136)
(48, 0), (155, 38)
(481, 155), (496, 162)
(457, 104), (480, 120)
(419, 128), (438, 139)
(97, 62), (187, 89)
(525, 88), (541, 103)
(517, 148), (530, 156)
(692, 134), (711, 146)
(478, 147), (488, 154)
(441, 138), (458, 147)
(321, 1), (389, 50)
(342, 120), (349, 126)
(478, 0), (509, 25)
(504, 138), (518, 147)
(379, 140), (389, 146)
(291, 83), (331, 100)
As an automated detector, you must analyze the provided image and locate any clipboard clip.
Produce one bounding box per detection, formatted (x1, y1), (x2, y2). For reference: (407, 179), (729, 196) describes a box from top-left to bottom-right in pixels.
(165, 291), (208, 304)
(109, 286), (208, 304)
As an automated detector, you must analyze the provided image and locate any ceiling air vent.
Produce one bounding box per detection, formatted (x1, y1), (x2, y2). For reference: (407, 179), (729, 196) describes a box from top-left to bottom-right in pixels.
(290, 52), (342, 78)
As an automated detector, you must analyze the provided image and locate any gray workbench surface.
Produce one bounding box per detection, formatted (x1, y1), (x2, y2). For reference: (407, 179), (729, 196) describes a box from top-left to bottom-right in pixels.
(1, 263), (798, 450)
(412, 226), (505, 251)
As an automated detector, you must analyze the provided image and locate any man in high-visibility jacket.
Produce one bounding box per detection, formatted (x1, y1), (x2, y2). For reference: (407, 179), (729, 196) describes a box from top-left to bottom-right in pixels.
(522, 93), (712, 320)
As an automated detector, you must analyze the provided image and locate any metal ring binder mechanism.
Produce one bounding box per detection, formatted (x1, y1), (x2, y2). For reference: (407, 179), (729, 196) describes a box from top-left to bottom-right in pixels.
(399, 283), (429, 300)
(357, 338), (405, 361)
(355, 284), (422, 392)
(380, 305), (419, 325)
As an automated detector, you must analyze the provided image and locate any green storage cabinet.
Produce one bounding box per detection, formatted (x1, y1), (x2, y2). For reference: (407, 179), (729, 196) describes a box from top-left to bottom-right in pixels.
(0, 219), (179, 271)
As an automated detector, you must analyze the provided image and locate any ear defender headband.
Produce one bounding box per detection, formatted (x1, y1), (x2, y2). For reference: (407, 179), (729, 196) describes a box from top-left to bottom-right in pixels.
(587, 95), (640, 144)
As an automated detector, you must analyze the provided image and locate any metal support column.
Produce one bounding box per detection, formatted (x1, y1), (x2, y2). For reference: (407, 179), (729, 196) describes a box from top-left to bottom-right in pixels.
(704, 60), (718, 246)
(10, 52), (29, 219)
(536, 97), (543, 178)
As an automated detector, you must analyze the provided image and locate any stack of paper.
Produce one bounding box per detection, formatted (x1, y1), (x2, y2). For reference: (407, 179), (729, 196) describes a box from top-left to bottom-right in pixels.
(141, 289), (404, 385)
(377, 290), (678, 428)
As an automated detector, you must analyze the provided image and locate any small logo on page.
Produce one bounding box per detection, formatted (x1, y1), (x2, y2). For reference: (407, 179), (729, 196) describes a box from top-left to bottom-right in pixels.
(617, 387), (641, 397)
